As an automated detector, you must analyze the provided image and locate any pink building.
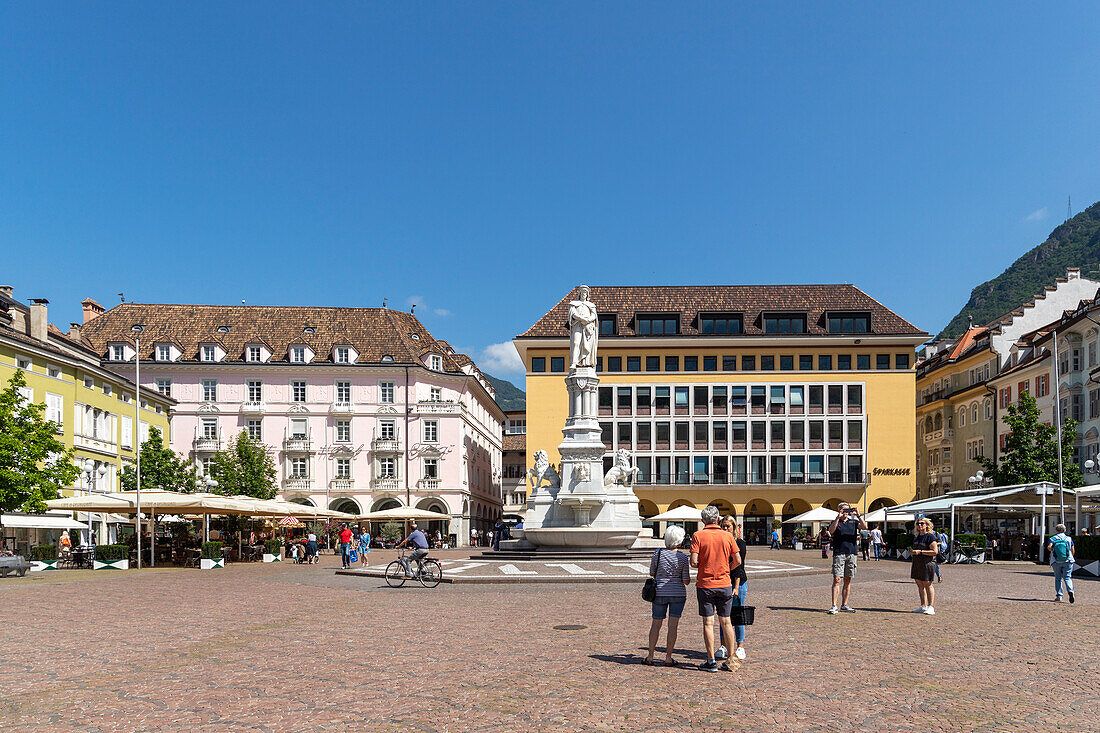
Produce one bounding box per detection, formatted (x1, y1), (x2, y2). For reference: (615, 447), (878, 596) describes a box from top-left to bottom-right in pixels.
(79, 300), (505, 544)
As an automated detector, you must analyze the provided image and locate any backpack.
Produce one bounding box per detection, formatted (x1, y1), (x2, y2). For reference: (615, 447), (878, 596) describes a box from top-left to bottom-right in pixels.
(936, 537), (949, 564)
(1050, 535), (1072, 562)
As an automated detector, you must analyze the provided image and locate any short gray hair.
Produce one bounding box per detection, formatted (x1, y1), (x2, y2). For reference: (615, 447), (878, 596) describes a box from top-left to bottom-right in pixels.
(701, 505), (721, 525)
(1056, 523), (1067, 533)
(664, 524), (685, 548)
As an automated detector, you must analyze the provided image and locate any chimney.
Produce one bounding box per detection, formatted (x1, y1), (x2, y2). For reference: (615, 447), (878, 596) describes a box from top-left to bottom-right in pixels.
(1067, 267), (1081, 281)
(0, 285), (12, 299)
(82, 298), (104, 324)
(28, 298), (49, 342)
(69, 322), (83, 341)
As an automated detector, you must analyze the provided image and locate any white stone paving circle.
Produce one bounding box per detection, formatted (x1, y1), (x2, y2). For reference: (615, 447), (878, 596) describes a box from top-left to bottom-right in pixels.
(356, 558), (814, 579)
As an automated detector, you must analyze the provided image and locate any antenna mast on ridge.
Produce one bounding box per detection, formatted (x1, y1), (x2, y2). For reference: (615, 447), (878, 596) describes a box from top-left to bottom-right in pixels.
(1067, 196), (1072, 222)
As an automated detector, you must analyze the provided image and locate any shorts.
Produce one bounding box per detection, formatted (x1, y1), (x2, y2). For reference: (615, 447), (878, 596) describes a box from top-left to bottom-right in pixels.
(696, 586), (734, 618)
(651, 596), (686, 620)
(832, 553), (857, 578)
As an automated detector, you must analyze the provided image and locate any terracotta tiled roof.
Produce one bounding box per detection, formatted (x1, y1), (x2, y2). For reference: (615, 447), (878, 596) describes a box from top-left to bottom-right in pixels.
(916, 326), (993, 376)
(81, 302), (468, 369)
(518, 285), (925, 338)
(503, 434), (526, 452)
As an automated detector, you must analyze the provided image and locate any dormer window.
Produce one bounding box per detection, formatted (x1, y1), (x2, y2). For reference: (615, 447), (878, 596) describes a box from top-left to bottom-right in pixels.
(763, 313), (807, 334)
(335, 347), (351, 364)
(410, 333), (420, 341)
(635, 314), (680, 336)
(598, 315), (617, 336)
(430, 354), (443, 371)
(291, 346), (307, 363)
(201, 345), (217, 362)
(381, 355), (395, 363)
(827, 312), (871, 334)
(156, 344), (172, 362)
(216, 325), (230, 334)
(111, 344), (125, 361)
(303, 326), (316, 334)
(247, 346), (262, 362)
(699, 313), (743, 335)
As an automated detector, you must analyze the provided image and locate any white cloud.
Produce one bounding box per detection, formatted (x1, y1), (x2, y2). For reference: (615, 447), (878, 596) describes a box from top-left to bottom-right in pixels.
(480, 341), (524, 376)
(1025, 207), (1049, 222)
(405, 295), (451, 317)
(433, 308), (451, 317)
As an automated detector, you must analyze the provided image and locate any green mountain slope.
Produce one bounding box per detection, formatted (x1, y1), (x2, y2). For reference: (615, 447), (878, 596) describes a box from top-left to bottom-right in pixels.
(484, 373), (526, 412)
(939, 201), (1100, 339)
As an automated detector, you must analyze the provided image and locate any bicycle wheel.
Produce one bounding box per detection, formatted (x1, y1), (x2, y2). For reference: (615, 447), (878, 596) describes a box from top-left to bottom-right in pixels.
(418, 559), (442, 588)
(385, 561), (407, 588)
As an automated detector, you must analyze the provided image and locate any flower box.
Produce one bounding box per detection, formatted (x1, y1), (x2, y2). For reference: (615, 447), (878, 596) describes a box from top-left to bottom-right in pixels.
(94, 559), (129, 570)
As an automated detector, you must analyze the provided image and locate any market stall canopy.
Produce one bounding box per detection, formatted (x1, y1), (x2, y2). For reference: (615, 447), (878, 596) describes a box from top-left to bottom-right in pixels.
(278, 516), (306, 528)
(228, 496), (355, 520)
(358, 507), (452, 522)
(0, 513), (88, 530)
(783, 507), (840, 523)
(863, 508), (915, 523)
(647, 505), (710, 522)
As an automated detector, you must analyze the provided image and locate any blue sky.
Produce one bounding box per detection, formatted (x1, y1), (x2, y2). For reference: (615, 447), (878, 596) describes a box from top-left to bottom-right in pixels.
(4, 3), (1100, 383)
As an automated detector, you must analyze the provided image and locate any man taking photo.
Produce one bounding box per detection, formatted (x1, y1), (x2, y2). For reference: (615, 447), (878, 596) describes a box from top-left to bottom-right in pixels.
(827, 502), (867, 614)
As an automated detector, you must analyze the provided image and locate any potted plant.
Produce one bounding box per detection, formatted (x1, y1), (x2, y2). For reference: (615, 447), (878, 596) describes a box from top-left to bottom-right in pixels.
(30, 544), (58, 571)
(263, 538), (283, 563)
(793, 527), (808, 550)
(200, 541), (224, 570)
(94, 544), (129, 570)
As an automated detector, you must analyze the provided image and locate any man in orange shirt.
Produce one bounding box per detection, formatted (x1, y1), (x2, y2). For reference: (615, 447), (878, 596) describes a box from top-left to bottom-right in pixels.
(690, 505), (741, 672)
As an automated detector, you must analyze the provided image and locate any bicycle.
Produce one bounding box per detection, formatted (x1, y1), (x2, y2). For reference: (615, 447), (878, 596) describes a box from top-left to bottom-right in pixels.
(385, 547), (442, 588)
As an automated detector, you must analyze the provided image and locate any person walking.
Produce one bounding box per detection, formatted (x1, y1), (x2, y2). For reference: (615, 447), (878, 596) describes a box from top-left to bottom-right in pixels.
(859, 526), (871, 561)
(827, 502), (867, 614)
(359, 529), (372, 566)
(1047, 524), (1076, 603)
(933, 525), (949, 582)
(769, 527), (780, 549)
(338, 524), (353, 569)
(819, 527), (831, 559)
(645, 525), (691, 666)
(689, 505), (741, 672)
(870, 525), (884, 560)
(910, 517), (939, 615)
(306, 531), (319, 564)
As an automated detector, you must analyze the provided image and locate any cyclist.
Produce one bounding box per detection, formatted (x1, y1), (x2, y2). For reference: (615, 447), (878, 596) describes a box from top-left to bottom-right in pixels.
(396, 521), (430, 577)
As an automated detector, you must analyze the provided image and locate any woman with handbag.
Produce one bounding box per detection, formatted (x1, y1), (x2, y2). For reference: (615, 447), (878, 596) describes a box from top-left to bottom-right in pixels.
(644, 525), (691, 666)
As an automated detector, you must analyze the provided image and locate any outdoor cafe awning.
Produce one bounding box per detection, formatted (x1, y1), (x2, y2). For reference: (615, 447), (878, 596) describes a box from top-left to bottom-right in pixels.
(358, 507), (451, 522)
(0, 513), (88, 530)
(647, 505), (707, 522)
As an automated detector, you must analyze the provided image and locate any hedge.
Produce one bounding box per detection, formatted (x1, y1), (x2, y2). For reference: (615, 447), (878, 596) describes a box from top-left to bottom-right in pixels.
(1073, 535), (1100, 563)
(954, 533), (987, 549)
(95, 544), (127, 563)
(264, 539), (282, 556)
(201, 541), (223, 560)
(893, 533), (913, 550)
(31, 545), (57, 562)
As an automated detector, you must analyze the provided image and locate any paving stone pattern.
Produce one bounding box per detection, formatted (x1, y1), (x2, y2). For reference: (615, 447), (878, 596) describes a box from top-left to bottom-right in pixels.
(1, 550), (1097, 732)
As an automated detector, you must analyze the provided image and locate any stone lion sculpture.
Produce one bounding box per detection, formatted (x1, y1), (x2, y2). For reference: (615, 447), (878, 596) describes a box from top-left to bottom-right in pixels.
(528, 450), (560, 493)
(603, 449), (640, 487)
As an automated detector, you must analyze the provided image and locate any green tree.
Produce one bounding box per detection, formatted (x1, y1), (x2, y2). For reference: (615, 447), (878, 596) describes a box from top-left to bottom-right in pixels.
(119, 427), (199, 493)
(979, 390), (1083, 489)
(0, 370), (80, 513)
(208, 431), (277, 499)
(380, 520), (403, 545)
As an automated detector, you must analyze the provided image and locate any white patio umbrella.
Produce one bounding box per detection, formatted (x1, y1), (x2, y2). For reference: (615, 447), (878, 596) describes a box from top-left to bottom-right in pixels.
(783, 507), (840, 523)
(357, 507), (452, 522)
(863, 508), (915, 523)
(647, 505), (708, 522)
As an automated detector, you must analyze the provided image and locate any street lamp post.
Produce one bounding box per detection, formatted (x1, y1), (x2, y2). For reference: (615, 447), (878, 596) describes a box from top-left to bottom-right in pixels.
(131, 325), (145, 568)
(204, 476), (218, 543)
(1051, 329), (1065, 528)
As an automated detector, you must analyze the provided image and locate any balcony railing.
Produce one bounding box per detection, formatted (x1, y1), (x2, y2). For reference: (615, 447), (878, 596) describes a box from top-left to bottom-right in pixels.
(371, 477), (400, 490)
(420, 478), (440, 491)
(330, 478), (355, 491)
(633, 472), (871, 487)
(414, 400), (460, 414)
(330, 402), (354, 414)
(371, 438), (401, 453)
(922, 429), (944, 445)
(284, 477), (311, 491)
(192, 436), (221, 452)
(283, 437), (312, 452)
(75, 433), (118, 454)
(240, 401), (266, 414)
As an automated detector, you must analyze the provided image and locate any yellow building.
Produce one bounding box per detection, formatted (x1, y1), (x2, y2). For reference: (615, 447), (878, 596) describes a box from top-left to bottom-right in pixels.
(0, 288), (173, 541)
(516, 285), (926, 541)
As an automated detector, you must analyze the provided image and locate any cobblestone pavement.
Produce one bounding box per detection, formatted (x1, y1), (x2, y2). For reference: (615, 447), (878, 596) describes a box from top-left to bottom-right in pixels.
(2, 550), (1097, 732)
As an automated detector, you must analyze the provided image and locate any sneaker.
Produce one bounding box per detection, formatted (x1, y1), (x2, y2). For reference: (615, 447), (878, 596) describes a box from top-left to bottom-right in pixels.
(1055, 596), (1063, 602)
(1069, 591), (1075, 604)
(719, 661), (732, 671)
(734, 647), (746, 661)
(700, 660), (719, 673)
(912, 607), (926, 613)
(923, 606), (935, 615)
(840, 605), (855, 613)
(827, 606), (839, 615)
(715, 646), (728, 660)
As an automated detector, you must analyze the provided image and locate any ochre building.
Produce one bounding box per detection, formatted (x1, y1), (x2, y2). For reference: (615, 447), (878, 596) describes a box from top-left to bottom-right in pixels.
(516, 285), (926, 541)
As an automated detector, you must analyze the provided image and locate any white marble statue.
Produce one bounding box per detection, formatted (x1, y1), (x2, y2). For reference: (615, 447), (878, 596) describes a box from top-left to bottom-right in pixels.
(603, 449), (640, 488)
(528, 450), (560, 493)
(568, 285), (598, 369)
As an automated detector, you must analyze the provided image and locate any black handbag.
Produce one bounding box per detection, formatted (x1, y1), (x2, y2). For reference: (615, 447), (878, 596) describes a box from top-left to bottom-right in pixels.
(642, 549), (660, 602)
(730, 597), (756, 626)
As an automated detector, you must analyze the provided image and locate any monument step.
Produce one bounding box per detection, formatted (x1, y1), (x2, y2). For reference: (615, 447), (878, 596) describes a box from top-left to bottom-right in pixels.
(469, 549), (656, 561)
